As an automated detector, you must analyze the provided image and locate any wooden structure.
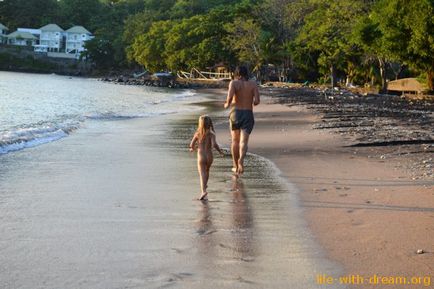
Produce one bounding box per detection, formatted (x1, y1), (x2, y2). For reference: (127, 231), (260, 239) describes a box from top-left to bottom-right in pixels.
(387, 78), (427, 94)
(177, 68), (232, 80)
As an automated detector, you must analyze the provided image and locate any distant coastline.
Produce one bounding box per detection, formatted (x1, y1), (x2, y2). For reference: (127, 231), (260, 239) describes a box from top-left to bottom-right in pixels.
(0, 46), (90, 76)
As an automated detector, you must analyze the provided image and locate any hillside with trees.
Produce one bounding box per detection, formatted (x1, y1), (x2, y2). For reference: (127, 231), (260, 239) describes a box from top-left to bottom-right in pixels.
(0, 0), (432, 90)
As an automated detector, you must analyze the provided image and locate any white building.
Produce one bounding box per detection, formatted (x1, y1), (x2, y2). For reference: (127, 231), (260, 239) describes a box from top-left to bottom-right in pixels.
(17, 28), (41, 36)
(2, 23), (93, 59)
(6, 31), (37, 46)
(16, 28), (46, 51)
(39, 23), (64, 52)
(0, 23), (9, 44)
(65, 26), (93, 57)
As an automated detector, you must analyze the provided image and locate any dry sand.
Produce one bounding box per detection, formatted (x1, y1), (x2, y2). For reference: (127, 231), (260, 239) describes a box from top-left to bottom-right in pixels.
(214, 95), (434, 288)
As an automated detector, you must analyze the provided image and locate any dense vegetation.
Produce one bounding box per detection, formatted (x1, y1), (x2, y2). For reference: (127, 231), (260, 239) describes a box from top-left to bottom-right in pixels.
(0, 0), (433, 90)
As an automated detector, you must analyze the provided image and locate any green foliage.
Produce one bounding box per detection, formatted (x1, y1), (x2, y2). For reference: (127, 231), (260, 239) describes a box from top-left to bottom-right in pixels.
(58, 0), (103, 30)
(131, 20), (175, 72)
(297, 0), (367, 85)
(0, 0), (59, 29)
(351, 0), (434, 90)
(0, 0), (432, 88)
(130, 6), (235, 72)
(372, 0), (434, 89)
(123, 10), (156, 63)
(82, 38), (115, 69)
(224, 18), (262, 70)
(169, 0), (238, 18)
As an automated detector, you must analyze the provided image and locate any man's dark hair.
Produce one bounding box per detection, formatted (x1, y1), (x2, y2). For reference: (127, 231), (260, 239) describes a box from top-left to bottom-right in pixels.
(234, 66), (249, 80)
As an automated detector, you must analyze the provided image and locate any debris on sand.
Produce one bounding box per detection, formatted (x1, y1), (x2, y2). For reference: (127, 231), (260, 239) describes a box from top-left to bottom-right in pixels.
(261, 86), (434, 180)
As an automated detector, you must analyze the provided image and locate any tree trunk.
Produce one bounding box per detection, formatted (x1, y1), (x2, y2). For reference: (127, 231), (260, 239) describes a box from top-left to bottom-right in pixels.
(255, 69), (261, 83)
(427, 68), (434, 91)
(345, 68), (355, 87)
(330, 64), (337, 87)
(378, 57), (387, 93)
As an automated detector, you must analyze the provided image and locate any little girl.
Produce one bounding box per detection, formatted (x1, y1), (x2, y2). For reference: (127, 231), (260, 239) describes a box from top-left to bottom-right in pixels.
(189, 115), (224, 200)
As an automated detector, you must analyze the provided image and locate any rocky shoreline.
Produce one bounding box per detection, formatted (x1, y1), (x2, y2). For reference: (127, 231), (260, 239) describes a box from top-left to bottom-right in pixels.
(100, 74), (229, 89)
(261, 86), (433, 180)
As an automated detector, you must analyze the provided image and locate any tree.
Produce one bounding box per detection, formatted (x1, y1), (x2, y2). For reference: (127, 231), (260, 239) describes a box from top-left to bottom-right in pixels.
(264, 0), (317, 81)
(224, 18), (263, 72)
(297, 0), (366, 87)
(82, 38), (115, 70)
(0, 0), (59, 29)
(351, 14), (392, 91)
(58, 0), (103, 31)
(254, 0), (302, 77)
(164, 7), (234, 70)
(123, 10), (156, 63)
(370, 0), (434, 90)
(169, 0), (239, 18)
(84, 0), (150, 69)
(130, 20), (175, 72)
(130, 6), (234, 72)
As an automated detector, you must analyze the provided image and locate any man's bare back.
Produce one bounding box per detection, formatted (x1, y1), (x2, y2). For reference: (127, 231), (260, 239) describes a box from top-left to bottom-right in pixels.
(226, 79), (260, 110)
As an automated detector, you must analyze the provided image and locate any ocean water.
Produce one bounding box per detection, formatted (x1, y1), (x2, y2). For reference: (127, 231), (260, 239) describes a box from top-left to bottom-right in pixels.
(0, 71), (198, 154)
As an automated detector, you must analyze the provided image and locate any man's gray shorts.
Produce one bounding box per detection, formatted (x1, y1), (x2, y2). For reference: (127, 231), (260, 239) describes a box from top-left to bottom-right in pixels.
(230, 108), (254, 134)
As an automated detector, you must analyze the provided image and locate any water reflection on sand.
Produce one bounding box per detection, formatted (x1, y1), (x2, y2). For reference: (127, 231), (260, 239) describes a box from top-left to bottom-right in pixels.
(166, 111), (346, 288)
(229, 177), (254, 260)
(0, 109), (345, 289)
(195, 176), (254, 260)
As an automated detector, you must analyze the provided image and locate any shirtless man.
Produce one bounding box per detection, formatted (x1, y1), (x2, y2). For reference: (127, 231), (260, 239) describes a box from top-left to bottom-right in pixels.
(224, 66), (260, 175)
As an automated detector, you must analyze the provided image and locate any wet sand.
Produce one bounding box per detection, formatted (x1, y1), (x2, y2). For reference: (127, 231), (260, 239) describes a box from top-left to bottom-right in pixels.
(0, 100), (344, 288)
(211, 93), (434, 289)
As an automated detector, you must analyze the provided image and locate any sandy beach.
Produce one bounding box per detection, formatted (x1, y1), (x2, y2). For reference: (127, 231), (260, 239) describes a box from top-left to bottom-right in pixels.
(1, 89), (346, 289)
(210, 90), (434, 288)
(1, 77), (432, 288)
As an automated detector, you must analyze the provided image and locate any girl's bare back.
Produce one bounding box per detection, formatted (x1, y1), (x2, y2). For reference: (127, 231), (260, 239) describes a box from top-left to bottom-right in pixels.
(197, 132), (217, 167)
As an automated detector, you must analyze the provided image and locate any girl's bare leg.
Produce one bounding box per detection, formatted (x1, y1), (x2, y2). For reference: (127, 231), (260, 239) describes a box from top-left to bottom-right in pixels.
(198, 158), (208, 200)
(204, 157), (212, 192)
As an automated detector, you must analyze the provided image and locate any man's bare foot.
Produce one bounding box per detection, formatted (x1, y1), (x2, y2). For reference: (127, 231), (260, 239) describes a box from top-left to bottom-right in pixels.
(232, 167), (240, 177)
(198, 191), (208, 200)
(237, 162), (244, 175)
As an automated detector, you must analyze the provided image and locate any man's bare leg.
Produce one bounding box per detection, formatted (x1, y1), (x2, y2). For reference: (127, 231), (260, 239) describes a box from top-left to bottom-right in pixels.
(231, 129), (241, 174)
(237, 130), (250, 175)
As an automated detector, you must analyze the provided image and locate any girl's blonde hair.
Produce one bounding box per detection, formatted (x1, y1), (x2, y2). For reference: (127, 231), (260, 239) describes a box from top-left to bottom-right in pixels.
(197, 115), (215, 142)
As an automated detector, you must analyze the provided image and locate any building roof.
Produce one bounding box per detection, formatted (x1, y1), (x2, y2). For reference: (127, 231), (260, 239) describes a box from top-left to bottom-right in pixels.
(65, 26), (91, 34)
(0, 23), (8, 30)
(39, 23), (64, 32)
(18, 28), (41, 35)
(7, 31), (38, 40)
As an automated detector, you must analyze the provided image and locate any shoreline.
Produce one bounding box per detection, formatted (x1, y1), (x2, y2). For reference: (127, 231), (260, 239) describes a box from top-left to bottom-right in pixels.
(208, 88), (434, 287)
(2, 72), (433, 286)
(1, 94), (345, 288)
